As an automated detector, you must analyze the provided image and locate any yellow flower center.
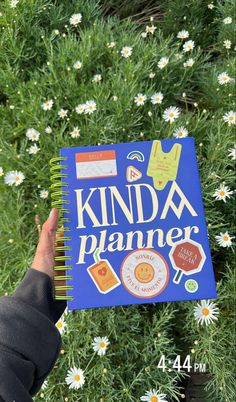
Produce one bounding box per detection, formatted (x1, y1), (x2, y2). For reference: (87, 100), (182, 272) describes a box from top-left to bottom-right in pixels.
(56, 321), (63, 328)
(169, 113), (174, 118)
(178, 132), (183, 136)
(229, 116), (235, 121)
(15, 176), (20, 181)
(99, 341), (106, 348)
(202, 308), (209, 316)
(74, 374), (81, 381)
(151, 397), (158, 402)
(223, 235), (229, 241)
(219, 190), (225, 196)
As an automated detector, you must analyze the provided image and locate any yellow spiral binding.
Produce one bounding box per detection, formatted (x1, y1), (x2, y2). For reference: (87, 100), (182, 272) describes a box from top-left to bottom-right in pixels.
(49, 156), (73, 301)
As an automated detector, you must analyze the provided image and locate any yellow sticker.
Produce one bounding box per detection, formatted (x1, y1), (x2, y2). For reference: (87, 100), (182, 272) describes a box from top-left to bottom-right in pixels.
(147, 140), (182, 189)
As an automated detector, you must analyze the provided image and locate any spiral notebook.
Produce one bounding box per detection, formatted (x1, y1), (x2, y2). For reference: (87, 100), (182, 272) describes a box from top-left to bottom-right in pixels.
(49, 137), (217, 310)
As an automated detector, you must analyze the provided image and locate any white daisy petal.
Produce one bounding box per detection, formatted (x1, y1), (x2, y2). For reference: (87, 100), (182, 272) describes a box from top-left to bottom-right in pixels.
(26, 128), (40, 141)
(223, 111), (236, 125)
(183, 40), (195, 52)
(4, 171), (25, 186)
(215, 231), (235, 248)
(194, 300), (219, 326)
(140, 389), (168, 402)
(121, 46), (133, 58)
(65, 367), (85, 389)
(134, 93), (147, 106)
(163, 106), (180, 123)
(92, 336), (110, 356)
(70, 13), (82, 26)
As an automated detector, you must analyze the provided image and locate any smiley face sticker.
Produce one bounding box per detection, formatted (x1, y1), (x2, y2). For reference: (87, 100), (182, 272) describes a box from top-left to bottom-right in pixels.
(120, 249), (169, 298)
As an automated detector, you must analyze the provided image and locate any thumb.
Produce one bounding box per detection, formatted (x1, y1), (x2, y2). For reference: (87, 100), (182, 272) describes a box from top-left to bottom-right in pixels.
(31, 208), (59, 278)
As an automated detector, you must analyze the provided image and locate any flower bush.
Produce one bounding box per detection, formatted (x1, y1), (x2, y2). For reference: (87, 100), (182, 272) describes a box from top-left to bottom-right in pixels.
(0, 0), (235, 401)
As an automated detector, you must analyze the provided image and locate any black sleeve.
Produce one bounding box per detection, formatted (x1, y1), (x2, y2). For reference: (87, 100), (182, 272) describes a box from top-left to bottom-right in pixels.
(0, 268), (66, 402)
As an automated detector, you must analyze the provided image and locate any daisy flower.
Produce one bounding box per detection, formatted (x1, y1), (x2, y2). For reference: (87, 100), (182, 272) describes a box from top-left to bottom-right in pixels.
(173, 126), (188, 138)
(120, 46), (133, 58)
(141, 32), (148, 38)
(157, 57), (169, 69)
(228, 143), (236, 160)
(151, 92), (164, 104)
(163, 106), (180, 123)
(223, 17), (232, 24)
(55, 316), (67, 334)
(39, 189), (49, 199)
(26, 128), (40, 141)
(223, 39), (231, 49)
(213, 184), (233, 202)
(58, 109), (68, 119)
(75, 103), (86, 114)
(0, 167), (4, 177)
(4, 171), (25, 186)
(73, 60), (82, 70)
(41, 99), (54, 111)
(42, 380), (48, 390)
(84, 100), (96, 114)
(217, 72), (233, 85)
(208, 3), (214, 9)
(183, 58), (195, 67)
(223, 111), (236, 125)
(177, 30), (189, 39)
(215, 231), (235, 247)
(70, 127), (81, 138)
(145, 25), (156, 34)
(194, 300), (219, 326)
(140, 389), (167, 402)
(70, 13), (82, 26)
(9, 0), (19, 8)
(92, 336), (110, 356)
(28, 144), (40, 154)
(92, 74), (102, 82)
(45, 126), (52, 134)
(183, 40), (195, 52)
(134, 93), (147, 106)
(65, 367), (85, 389)
(149, 72), (155, 78)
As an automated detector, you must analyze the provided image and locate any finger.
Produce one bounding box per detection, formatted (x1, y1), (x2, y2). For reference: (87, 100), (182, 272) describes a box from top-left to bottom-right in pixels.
(37, 208), (59, 253)
(54, 231), (66, 292)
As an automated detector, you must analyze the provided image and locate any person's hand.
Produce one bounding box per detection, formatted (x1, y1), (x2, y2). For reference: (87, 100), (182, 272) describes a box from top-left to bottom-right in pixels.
(32, 208), (62, 279)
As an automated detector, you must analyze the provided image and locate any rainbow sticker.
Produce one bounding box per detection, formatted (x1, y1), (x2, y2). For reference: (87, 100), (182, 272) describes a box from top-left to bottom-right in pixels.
(127, 150), (145, 162)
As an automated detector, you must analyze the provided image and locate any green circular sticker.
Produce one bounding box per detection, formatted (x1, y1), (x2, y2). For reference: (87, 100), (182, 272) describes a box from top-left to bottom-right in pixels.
(185, 279), (198, 293)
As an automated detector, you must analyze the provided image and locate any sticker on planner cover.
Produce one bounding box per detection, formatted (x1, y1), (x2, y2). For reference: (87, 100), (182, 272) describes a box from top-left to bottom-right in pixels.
(75, 150), (117, 179)
(127, 150), (145, 162)
(169, 238), (206, 284)
(87, 249), (121, 294)
(147, 140), (182, 190)
(120, 249), (169, 298)
(126, 166), (142, 182)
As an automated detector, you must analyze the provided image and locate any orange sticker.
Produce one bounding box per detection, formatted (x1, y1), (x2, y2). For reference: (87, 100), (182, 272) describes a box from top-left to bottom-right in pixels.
(87, 259), (121, 294)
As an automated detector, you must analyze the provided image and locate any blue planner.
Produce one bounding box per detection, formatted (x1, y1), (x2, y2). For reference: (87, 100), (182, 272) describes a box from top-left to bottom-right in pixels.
(49, 137), (217, 310)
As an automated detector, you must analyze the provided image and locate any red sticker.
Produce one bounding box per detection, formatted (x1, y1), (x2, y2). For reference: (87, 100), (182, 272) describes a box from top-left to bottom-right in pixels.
(169, 239), (206, 284)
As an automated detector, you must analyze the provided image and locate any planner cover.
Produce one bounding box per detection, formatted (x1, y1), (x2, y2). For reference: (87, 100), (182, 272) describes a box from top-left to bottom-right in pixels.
(49, 137), (217, 310)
